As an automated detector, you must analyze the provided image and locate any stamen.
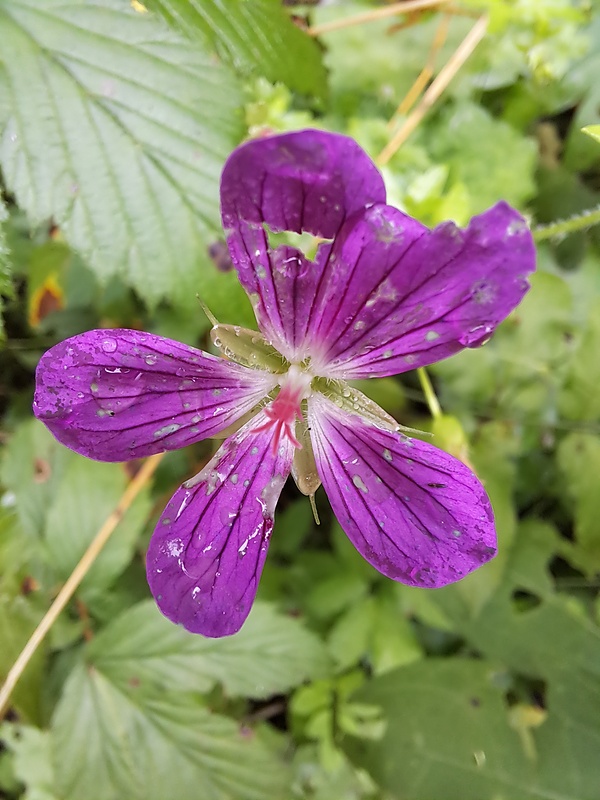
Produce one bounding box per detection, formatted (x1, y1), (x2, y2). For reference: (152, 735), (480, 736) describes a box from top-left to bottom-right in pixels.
(309, 493), (320, 526)
(253, 365), (312, 455)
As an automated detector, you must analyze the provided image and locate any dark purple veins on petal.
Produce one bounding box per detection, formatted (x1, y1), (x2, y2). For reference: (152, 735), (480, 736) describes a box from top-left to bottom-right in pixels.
(146, 411), (294, 638)
(308, 393), (496, 588)
(33, 329), (277, 462)
(305, 201), (536, 378)
(220, 129), (386, 360)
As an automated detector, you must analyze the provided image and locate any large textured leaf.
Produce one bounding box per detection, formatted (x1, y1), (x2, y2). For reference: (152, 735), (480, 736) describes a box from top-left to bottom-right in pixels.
(346, 655), (600, 800)
(0, 0), (243, 306)
(89, 599), (330, 698)
(145, 0), (327, 99)
(52, 661), (290, 800)
(364, 521), (600, 799)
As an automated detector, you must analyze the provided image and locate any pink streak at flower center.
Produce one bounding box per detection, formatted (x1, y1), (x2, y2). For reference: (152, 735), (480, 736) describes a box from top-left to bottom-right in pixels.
(255, 365), (312, 455)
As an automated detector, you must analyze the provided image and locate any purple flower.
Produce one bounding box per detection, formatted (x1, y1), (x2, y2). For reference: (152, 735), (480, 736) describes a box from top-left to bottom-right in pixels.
(33, 130), (535, 637)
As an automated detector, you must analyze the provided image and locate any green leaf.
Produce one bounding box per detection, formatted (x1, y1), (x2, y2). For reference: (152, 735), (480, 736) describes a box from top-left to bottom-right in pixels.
(1, 420), (72, 542)
(556, 433), (600, 573)
(582, 124), (600, 144)
(563, 15), (600, 172)
(0, 724), (58, 800)
(0, 0), (243, 307)
(0, 195), (12, 338)
(1, 420), (151, 596)
(145, 0), (327, 100)
(88, 599), (330, 698)
(0, 595), (45, 724)
(429, 103), (537, 213)
(559, 298), (600, 421)
(346, 654), (600, 800)
(51, 661), (290, 800)
(44, 458), (151, 597)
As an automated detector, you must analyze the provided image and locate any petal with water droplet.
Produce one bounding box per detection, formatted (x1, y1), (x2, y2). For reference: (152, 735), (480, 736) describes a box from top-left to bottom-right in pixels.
(34, 329), (277, 461)
(147, 410), (294, 637)
(306, 202), (535, 378)
(220, 130), (386, 360)
(308, 393), (496, 587)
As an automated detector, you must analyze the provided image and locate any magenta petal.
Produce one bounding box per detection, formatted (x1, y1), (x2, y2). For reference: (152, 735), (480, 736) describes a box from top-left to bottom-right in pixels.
(33, 329), (277, 462)
(308, 394), (496, 587)
(146, 411), (294, 637)
(220, 129), (386, 360)
(308, 202), (535, 378)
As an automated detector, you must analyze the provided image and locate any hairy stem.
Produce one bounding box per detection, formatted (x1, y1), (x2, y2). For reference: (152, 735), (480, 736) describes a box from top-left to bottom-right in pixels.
(533, 205), (600, 242)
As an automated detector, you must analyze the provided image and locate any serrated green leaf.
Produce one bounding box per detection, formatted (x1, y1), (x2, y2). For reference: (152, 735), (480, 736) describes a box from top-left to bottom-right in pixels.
(88, 599), (329, 698)
(145, 0), (327, 100)
(0, 0), (243, 307)
(51, 661), (290, 800)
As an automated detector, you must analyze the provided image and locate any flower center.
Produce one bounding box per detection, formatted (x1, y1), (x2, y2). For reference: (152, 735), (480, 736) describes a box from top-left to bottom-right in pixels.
(256, 364), (312, 455)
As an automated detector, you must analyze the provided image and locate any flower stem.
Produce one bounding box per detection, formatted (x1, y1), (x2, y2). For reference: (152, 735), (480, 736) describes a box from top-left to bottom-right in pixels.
(0, 452), (164, 720)
(533, 205), (600, 242)
(417, 367), (442, 419)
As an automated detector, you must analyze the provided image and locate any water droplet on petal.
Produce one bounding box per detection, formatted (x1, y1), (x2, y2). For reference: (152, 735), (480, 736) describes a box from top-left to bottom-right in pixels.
(102, 338), (117, 353)
(458, 324), (494, 348)
(352, 475), (369, 494)
(167, 538), (184, 558)
(154, 423), (180, 437)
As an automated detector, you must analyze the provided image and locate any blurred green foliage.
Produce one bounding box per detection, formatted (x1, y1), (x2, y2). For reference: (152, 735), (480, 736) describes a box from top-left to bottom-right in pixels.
(1, 0), (600, 798)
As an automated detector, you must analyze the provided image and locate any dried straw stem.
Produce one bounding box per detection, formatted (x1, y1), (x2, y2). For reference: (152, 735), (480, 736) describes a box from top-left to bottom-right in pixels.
(0, 452), (164, 719)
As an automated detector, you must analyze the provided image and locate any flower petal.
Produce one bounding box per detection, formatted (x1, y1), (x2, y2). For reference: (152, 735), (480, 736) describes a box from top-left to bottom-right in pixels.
(146, 411), (295, 637)
(220, 129), (386, 360)
(34, 329), (277, 461)
(306, 202), (535, 378)
(308, 393), (496, 587)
